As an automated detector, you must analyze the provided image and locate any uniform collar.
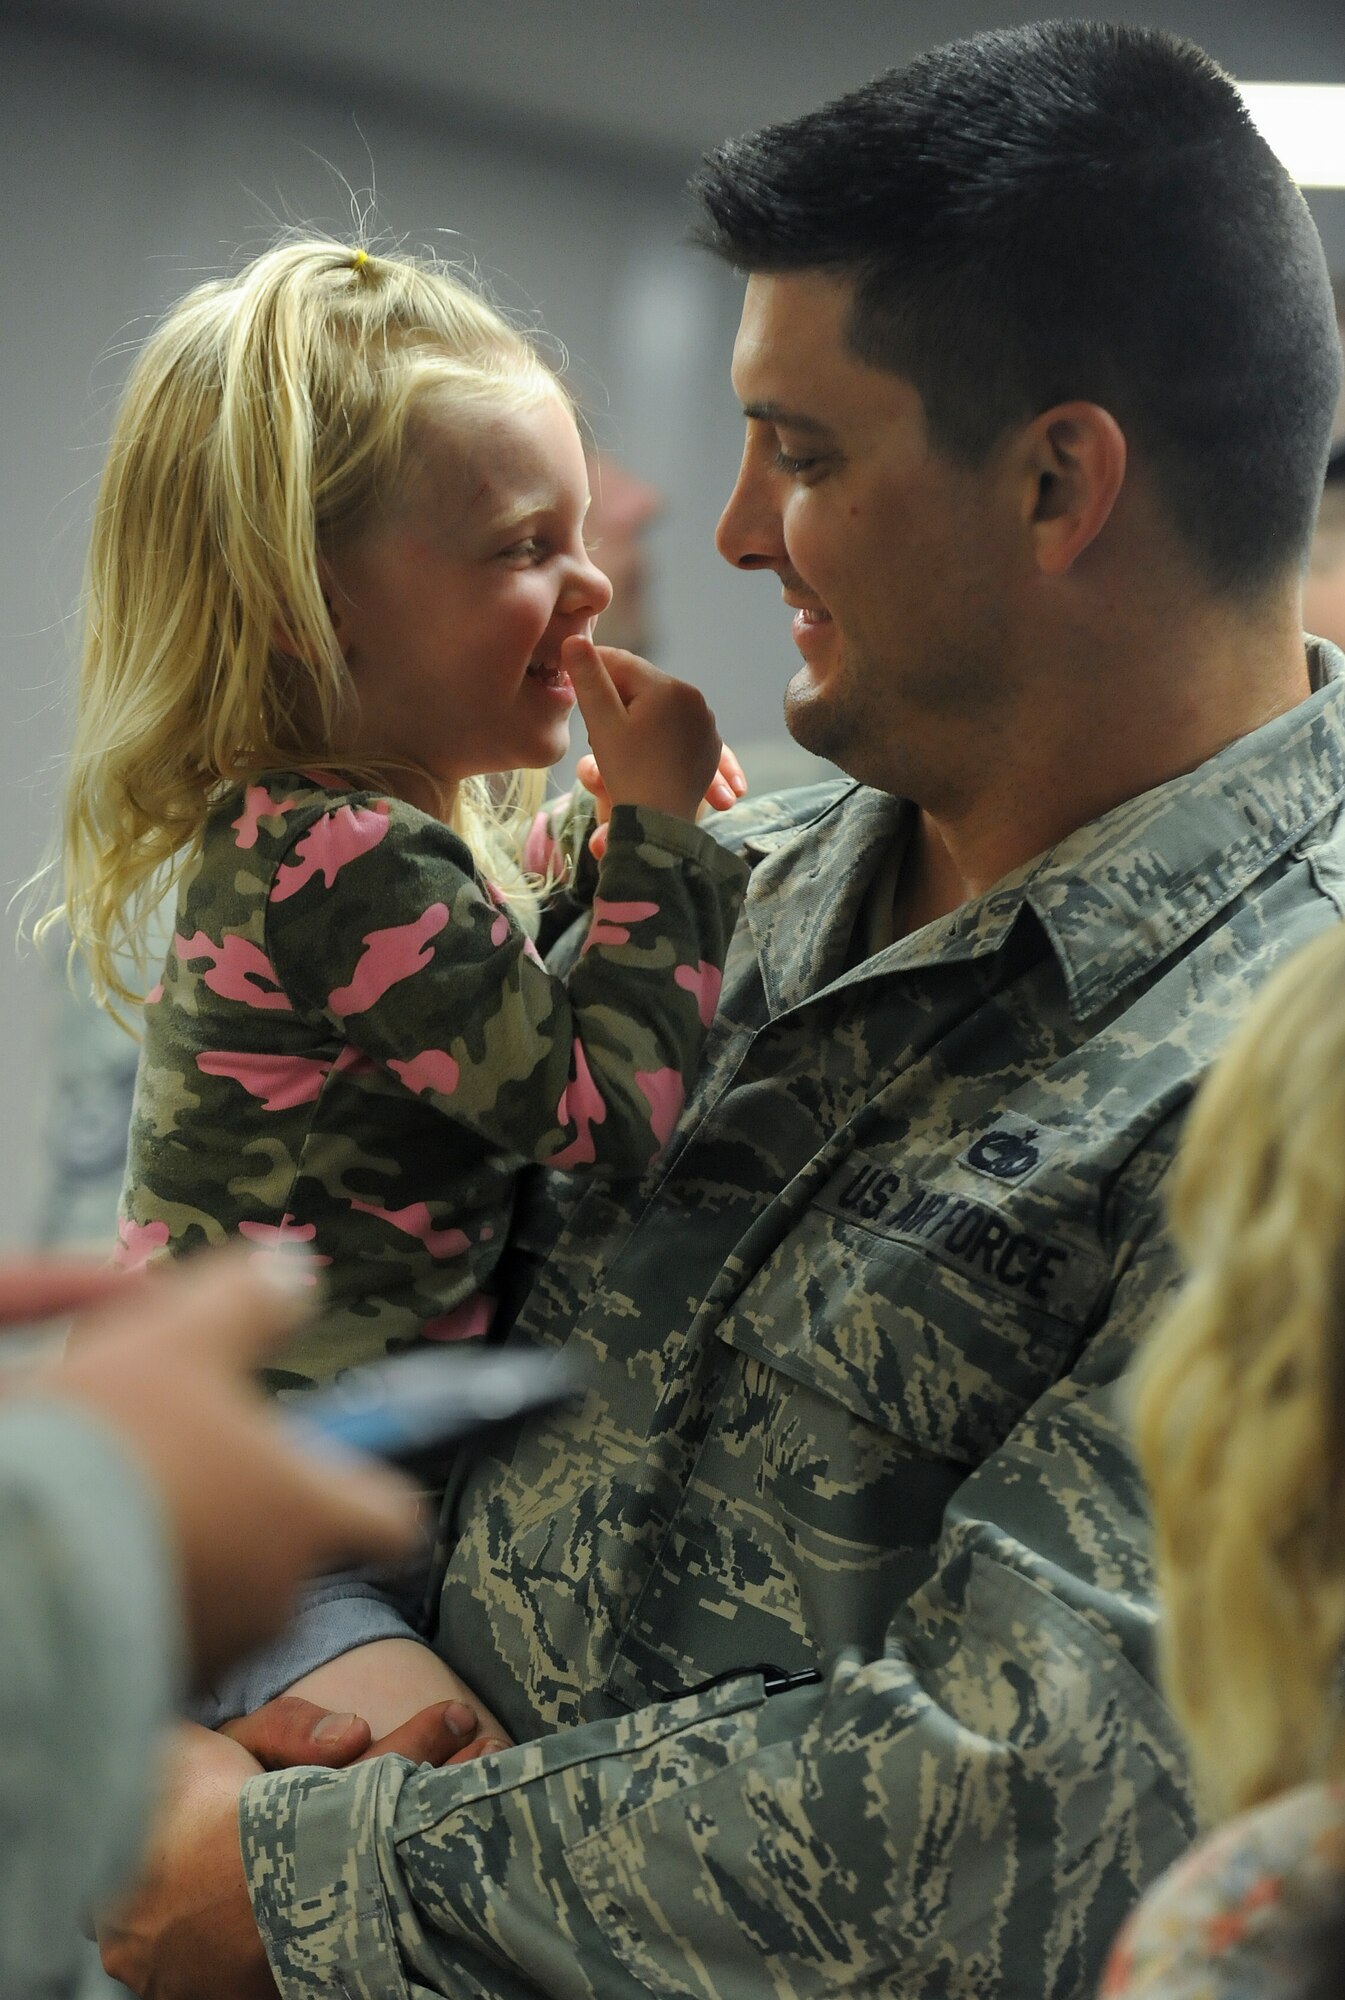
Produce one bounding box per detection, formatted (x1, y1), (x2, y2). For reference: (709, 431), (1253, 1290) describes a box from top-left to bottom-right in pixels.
(742, 785), (909, 1015)
(742, 640), (1345, 1021)
(1022, 640), (1345, 1018)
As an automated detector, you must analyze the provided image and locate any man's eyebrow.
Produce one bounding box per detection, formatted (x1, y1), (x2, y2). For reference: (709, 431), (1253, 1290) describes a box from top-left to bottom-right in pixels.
(740, 401), (837, 437)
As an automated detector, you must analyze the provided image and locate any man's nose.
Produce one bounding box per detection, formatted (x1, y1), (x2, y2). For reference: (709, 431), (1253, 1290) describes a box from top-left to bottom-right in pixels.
(716, 455), (785, 572)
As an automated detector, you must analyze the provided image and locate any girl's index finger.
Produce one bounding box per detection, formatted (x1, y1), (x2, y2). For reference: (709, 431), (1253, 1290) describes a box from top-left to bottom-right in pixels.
(562, 635), (629, 739)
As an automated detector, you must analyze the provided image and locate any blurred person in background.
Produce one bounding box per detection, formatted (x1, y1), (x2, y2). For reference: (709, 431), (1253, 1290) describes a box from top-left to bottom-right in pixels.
(38, 961), (142, 1250)
(1101, 923), (1345, 1999)
(585, 450), (663, 656)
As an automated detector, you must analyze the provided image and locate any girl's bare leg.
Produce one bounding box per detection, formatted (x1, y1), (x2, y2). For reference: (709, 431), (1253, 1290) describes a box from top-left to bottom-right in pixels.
(285, 1637), (511, 1745)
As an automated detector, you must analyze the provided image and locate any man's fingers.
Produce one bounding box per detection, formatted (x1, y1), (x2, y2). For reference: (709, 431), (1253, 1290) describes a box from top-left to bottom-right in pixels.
(445, 1733), (511, 1766)
(218, 1696), (372, 1770)
(218, 1691), (493, 1773)
(0, 1257), (135, 1331)
(97, 1725), (275, 1997)
(359, 1698), (496, 1767)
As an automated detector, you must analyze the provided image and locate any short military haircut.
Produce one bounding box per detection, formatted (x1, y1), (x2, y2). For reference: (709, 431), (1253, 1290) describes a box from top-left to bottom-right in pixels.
(692, 21), (1342, 599)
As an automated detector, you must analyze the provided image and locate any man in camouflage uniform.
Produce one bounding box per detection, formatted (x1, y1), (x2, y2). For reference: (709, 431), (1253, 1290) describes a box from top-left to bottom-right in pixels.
(101, 21), (1345, 2000)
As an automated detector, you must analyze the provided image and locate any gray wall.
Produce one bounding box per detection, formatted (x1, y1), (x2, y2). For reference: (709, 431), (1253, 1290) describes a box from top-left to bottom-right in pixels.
(3, 5), (1343, 1246)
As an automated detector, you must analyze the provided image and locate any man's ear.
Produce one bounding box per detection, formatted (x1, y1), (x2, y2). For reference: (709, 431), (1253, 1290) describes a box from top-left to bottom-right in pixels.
(1021, 401), (1127, 576)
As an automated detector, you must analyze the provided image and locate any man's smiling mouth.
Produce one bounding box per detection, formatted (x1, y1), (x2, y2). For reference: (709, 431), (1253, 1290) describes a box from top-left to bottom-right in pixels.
(783, 591), (832, 627)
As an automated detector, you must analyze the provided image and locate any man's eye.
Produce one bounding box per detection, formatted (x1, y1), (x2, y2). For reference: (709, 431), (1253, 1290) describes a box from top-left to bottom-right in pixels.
(772, 449), (824, 477)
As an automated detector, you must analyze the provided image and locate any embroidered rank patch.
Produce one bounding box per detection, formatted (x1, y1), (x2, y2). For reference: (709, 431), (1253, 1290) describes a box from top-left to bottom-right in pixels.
(958, 1111), (1062, 1185)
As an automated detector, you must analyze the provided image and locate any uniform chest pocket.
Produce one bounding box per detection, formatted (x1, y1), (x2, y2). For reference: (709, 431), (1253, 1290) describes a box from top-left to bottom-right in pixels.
(714, 1186), (1112, 1468)
(602, 1193), (1112, 1709)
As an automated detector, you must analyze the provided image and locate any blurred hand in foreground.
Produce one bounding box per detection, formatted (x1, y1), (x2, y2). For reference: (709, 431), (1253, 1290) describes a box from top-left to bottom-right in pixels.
(16, 1247), (419, 1684)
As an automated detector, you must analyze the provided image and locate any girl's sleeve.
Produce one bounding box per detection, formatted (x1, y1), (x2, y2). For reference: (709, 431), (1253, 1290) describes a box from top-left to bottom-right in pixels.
(522, 788), (603, 957)
(267, 796), (749, 1174)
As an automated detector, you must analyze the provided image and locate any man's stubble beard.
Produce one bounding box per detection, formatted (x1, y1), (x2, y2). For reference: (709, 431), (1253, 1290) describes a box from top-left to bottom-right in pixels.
(783, 629), (1011, 800)
(783, 641), (915, 791)
(783, 656), (865, 772)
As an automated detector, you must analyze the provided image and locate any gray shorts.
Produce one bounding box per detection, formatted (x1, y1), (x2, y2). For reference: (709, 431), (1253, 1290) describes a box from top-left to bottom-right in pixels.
(186, 1569), (422, 1729)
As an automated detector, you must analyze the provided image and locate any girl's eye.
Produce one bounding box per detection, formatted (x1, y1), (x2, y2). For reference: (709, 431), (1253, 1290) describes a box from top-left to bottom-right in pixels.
(501, 537), (547, 563)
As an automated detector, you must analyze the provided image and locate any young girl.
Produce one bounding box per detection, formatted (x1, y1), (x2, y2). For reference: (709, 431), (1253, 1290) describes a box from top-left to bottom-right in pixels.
(53, 238), (750, 1737)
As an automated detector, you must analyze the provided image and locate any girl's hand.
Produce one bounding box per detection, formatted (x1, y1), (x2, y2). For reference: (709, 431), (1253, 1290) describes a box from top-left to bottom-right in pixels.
(702, 741), (749, 814)
(571, 667), (747, 860)
(563, 637), (725, 826)
(573, 756), (613, 856)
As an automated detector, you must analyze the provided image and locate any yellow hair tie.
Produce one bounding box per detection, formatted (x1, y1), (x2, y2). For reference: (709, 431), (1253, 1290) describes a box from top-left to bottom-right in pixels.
(351, 249), (369, 272)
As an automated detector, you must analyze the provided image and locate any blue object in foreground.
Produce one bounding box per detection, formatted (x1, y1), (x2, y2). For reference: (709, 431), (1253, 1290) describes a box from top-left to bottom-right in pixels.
(287, 1347), (586, 1464)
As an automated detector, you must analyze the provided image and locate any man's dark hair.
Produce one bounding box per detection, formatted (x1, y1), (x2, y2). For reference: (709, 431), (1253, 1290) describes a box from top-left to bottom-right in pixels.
(692, 21), (1342, 597)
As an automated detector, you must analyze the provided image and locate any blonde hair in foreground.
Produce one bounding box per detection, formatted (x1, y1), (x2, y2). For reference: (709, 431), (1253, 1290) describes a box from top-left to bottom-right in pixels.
(1134, 923), (1345, 1822)
(49, 237), (562, 1011)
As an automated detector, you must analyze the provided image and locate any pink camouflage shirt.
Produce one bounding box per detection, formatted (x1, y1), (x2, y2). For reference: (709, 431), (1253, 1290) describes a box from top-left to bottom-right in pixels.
(119, 773), (748, 1391)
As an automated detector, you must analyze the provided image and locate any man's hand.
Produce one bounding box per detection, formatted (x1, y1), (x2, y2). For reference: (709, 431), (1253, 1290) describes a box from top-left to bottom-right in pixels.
(98, 1697), (505, 1997)
(216, 1691), (509, 1770)
(99, 1724), (274, 1999)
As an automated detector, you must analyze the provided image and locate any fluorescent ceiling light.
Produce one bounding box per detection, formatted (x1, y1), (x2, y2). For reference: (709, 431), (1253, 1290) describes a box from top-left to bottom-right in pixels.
(1237, 84), (1345, 188)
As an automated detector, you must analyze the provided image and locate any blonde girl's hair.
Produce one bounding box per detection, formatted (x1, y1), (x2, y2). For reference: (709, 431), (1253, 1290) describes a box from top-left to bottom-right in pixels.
(49, 237), (564, 1011)
(1133, 923), (1345, 1823)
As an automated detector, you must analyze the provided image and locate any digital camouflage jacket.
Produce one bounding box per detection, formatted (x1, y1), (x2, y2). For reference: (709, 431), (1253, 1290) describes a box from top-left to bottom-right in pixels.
(119, 775), (748, 1386)
(241, 647), (1345, 1999)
